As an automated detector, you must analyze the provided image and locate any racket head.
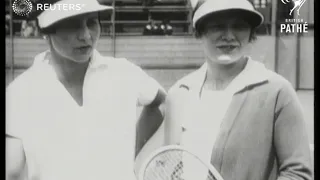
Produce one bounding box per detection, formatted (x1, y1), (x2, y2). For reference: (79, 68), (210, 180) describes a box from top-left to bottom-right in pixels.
(138, 145), (224, 180)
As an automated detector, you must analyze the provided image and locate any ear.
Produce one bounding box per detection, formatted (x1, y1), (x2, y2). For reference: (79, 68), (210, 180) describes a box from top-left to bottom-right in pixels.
(249, 28), (257, 42)
(43, 35), (51, 43)
(44, 35), (54, 48)
(195, 30), (201, 39)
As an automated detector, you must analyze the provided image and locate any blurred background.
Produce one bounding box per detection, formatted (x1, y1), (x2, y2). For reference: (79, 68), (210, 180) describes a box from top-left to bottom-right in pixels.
(5, 0), (314, 168)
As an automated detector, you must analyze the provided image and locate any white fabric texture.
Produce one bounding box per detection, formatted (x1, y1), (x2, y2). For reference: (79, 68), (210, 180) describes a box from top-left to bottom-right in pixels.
(6, 49), (162, 180)
(180, 90), (232, 164)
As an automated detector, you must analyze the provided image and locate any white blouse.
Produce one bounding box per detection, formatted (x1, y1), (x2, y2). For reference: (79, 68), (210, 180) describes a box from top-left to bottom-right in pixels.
(178, 59), (261, 179)
(179, 89), (232, 180)
(6, 50), (163, 180)
(180, 89), (233, 163)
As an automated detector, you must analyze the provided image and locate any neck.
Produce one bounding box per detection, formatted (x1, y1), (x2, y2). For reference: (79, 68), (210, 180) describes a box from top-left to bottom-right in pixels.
(49, 49), (89, 86)
(204, 57), (248, 90)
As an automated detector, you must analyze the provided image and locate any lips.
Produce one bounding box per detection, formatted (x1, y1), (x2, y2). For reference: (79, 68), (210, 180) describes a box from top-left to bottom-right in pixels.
(75, 45), (92, 53)
(216, 45), (238, 53)
(76, 45), (91, 50)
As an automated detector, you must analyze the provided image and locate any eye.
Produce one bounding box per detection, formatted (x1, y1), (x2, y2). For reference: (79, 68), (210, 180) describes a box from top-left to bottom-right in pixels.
(56, 20), (81, 32)
(208, 24), (225, 30)
(204, 24), (226, 34)
(87, 18), (99, 27)
(233, 23), (249, 30)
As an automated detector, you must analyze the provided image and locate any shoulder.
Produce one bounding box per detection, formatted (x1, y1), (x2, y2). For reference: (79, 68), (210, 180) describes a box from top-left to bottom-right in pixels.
(92, 50), (149, 81)
(98, 54), (144, 74)
(7, 67), (40, 96)
(253, 68), (299, 107)
(6, 68), (43, 116)
(6, 68), (42, 138)
(168, 68), (201, 94)
(113, 57), (142, 70)
(244, 59), (295, 95)
(94, 54), (153, 89)
(7, 49), (52, 93)
(267, 71), (297, 97)
(242, 58), (296, 97)
(266, 70), (293, 88)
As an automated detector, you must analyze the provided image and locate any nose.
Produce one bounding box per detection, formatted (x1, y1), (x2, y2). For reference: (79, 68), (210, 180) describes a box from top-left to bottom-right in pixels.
(221, 27), (236, 41)
(77, 22), (91, 41)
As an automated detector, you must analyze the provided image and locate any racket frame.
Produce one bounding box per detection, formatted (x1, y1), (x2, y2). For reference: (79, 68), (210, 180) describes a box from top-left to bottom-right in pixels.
(138, 145), (224, 180)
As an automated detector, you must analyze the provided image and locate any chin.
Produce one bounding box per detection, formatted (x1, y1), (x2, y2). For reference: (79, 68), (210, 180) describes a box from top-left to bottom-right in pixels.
(214, 55), (239, 65)
(69, 56), (91, 63)
(69, 50), (93, 63)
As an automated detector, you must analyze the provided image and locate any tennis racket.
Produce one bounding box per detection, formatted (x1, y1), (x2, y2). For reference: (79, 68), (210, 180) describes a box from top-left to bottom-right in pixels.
(138, 145), (224, 180)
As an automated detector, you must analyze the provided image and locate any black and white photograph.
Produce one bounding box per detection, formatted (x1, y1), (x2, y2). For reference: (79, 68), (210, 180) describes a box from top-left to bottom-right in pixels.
(5, 0), (314, 180)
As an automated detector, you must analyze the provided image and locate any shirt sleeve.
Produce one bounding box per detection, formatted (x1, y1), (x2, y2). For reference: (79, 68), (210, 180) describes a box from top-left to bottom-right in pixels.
(133, 65), (165, 106)
(6, 85), (29, 140)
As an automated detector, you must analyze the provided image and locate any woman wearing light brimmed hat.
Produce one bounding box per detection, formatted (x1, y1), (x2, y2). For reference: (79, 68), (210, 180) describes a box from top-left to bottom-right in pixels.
(164, 0), (313, 179)
(6, 0), (166, 179)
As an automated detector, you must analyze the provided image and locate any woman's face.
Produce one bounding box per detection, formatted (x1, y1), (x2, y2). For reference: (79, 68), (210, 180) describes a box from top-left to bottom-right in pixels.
(200, 15), (252, 65)
(48, 12), (101, 63)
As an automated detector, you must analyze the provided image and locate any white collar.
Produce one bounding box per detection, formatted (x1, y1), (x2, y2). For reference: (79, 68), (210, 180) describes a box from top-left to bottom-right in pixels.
(32, 49), (110, 69)
(178, 57), (273, 95)
(31, 49), (111, 83)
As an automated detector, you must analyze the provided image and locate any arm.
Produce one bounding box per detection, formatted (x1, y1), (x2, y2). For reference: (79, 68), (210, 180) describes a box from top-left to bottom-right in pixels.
(6, 84), (30, 180)
(134, 66), (167, 159)
(135, 122), (165, 174)
(6, 136), (27, 180)
(274, 85), (313, 180)
(146, 88), (167, 108)
(135, 105), (164, 157)
(135, 65), (167, 109)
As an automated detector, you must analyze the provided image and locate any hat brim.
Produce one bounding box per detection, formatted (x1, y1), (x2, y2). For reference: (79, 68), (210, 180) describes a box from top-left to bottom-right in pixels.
(194, 8), (264, 30)
(37, 1), (113, 29)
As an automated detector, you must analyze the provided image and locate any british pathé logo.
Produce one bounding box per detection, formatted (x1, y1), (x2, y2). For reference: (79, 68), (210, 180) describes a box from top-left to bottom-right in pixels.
(281, 0), (306, 16)
(280, 0), (308, 33)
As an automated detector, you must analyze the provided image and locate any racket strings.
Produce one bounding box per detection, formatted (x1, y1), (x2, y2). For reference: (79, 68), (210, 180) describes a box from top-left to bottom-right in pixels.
(142, 150), (218, 180)
(143, 150), (184, 180)
(207, 171), (218, 180)
(171, 160), (184, 180)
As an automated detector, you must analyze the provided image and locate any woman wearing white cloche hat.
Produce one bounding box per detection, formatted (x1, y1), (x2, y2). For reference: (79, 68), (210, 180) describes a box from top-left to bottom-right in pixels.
(6, 0), (166, 180)
(164, 0), (313, 180)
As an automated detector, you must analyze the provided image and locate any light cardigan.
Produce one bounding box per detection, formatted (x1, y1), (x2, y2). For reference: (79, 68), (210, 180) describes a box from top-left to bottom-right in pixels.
(167, 59), (313, 180)
(135, 58), (313, 180)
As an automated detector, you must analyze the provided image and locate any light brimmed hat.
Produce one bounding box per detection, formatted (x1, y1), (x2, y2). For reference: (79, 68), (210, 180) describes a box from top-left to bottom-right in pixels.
(192, 0), (264, 30)
(37, 0), (113, 29)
